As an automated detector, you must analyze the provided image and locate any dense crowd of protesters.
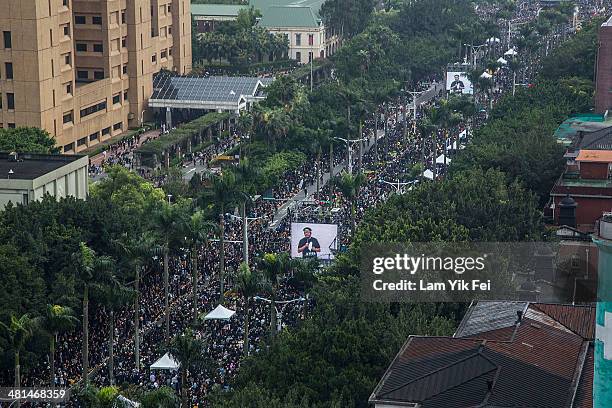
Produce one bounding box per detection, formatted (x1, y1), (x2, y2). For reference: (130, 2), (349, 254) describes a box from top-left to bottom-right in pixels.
(15, 1), (612, 406)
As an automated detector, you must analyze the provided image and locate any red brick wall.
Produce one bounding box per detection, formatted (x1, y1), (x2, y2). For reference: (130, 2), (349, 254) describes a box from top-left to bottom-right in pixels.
(554, 195), (612, 226)
(580, 162), (609, 179)
(595, 24), (612, 113)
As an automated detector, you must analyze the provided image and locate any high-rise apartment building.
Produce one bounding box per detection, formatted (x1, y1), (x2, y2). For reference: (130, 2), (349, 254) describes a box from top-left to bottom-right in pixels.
(0, 0), (192, 153)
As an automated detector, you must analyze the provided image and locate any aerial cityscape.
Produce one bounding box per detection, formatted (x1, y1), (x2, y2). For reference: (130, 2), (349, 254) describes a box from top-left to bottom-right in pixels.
(0, 0), (611, 407)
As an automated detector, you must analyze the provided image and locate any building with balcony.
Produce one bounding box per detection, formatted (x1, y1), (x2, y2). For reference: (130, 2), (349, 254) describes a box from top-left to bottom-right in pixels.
(0, 0), (192, 154)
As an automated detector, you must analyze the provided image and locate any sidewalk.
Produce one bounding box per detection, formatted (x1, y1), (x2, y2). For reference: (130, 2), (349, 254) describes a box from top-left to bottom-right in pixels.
(89, 129), (161, 167)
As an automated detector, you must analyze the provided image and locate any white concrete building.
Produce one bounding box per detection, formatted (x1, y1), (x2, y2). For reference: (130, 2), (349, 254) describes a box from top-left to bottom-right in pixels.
(0, 152), (88, 208)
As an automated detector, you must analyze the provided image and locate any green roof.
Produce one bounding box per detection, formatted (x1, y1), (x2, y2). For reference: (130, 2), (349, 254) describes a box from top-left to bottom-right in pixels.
(554, 114), (606, 146)
(191, 4), (248, 17)
(258, 5), (320, 28)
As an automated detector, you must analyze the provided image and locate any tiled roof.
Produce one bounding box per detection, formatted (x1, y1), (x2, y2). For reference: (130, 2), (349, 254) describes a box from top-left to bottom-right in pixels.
(258, 5), (320, 28)
(454, 301), (527, 338)
(371, 303), (595, 407)
(576, 149), (612, 163)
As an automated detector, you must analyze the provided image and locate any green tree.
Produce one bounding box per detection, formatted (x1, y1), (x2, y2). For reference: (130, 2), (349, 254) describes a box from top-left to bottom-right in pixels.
(41, 304), (78, 387)
(235, 262), (261, 355)
(72, 242), (114, 384)
(139, 386), (180, 408)
(0, 313), (40, 396)
(201, 171), (239, 302)
(336, 171), (366, 233)
(180, 209), (217, 325)
(151, 204), (182, 344)
(168, 329), (209, 408)
(0, 127), (59, 154)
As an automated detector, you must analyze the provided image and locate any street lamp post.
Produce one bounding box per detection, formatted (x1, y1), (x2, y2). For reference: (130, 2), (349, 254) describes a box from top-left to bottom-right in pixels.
(379, 179), (417, 194)
(226, 212), (262, 266)
(254, 296), (307, 332)
(333, 136), (368, 175)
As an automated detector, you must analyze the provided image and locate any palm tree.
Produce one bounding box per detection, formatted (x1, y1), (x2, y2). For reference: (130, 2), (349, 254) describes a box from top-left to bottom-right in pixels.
(417, 116), (438, 181)
(336, 171), (366, 233)
(234, 159), (259, 266)
(96, 278), (134, 385)
(168, 329), (209, 408)
(151, 204), (181, 345)
(260, 253), (294, 338)
(236, 111), (253, 158)
(180, 209), (217, 325)
(202, 170), (239, 302)
(140, 387), (179, 408)
(0, 313), (39, 403)
(72, 242), (114, 385)
(41, 304), (78, 387)
(114, 233), (153, 371)
(235, 262), (261, 355)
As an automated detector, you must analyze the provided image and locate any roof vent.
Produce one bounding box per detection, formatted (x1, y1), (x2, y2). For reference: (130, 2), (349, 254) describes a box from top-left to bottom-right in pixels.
(516, 310), (523, 323)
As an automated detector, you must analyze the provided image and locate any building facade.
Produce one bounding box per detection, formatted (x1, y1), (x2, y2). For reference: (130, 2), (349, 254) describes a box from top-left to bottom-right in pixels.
(0, 151), (88, 208)
(0, 0), (192, 154)
(257, 4), (341, 64)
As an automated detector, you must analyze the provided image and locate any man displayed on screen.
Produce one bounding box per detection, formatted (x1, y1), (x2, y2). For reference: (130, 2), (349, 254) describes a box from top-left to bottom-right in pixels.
(297, 227), (321, 258)
(450, 74), (465, 94)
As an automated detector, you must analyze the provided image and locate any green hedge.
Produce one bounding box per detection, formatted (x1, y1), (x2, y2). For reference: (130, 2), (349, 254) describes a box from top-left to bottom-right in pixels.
(136, 112), (229, 157)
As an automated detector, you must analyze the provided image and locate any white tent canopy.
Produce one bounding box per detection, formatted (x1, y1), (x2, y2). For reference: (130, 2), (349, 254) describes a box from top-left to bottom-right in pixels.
(504, 48), (518, 56)
(497, 57), (508, 65)
(150, 353), (180, 370)
(459, 129), (467, 139)
(436, 154), (452, 164)
(204, 304), (236, 321)
(423, 169), (434, 180)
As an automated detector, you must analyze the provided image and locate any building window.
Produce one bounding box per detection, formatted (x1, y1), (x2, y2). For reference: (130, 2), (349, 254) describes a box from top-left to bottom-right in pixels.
(296, 52), (301, 62)
(167, 4), (171, 13)
(295, 34), (301, 46)
(161, 49), (167, 59)
(124, 90), (128, 101)
(122, 37), (127, 48)
(77, 137), (87, 147)
(22, 194), (28, 205)
(75, 15), (86, 24)
(92, 16), (102, 25)
(66, 82), (72, 95)
(122, 64), (127, 75)
(5, 63), (13, 79)
(7, 93), (14, 110)
(80, 100), (106, 118)
(93, 43), (103, 53)
(76, 43), (87, 52)
(121, 11), (126, 24)
(308, 52), (313, 62)
(152, 54), (157, 63)
(77, 70), (88, 80)
(64, 53), (71, 66)
(93, 71), (104, 80)
(63, 0), (68, 6)
(308, 34), (313, 46)
(63, 24), (70, 36)
(113, 122), (122, 131)
(3, 31), (11, 48)
(168, 27), (172, 36)
(63, 111), (73, 124)
(112, 93), (121, 104)
(102, 127), (111, 136)
(7, 123), (15, 128)
(89, 132), (99, 141)
(63, 142), (74, 152)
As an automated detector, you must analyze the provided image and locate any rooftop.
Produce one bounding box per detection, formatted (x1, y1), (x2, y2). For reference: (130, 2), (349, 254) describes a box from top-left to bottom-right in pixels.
(149, 73), (273, 110)
(0, 152), (86, 180)
(370, 302), (595, 408)
(576, 149), (612, 163)
(190, 4), (249, 17)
